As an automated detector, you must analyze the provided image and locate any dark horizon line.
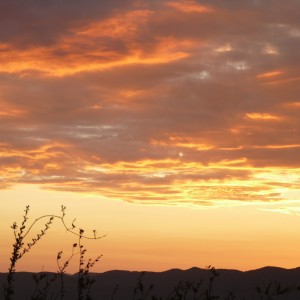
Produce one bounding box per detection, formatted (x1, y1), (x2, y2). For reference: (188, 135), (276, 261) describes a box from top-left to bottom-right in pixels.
(2, 265), (300, 276)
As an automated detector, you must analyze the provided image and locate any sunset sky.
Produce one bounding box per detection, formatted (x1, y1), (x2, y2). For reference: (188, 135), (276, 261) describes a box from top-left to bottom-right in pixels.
(0, 0), (300, 274)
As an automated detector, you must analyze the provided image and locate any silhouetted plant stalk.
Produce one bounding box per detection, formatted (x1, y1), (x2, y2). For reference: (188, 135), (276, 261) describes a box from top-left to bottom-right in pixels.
(3, 205), (104, 300)
(163, 280), (202, 300)
(173, 281), (191, 300)
(132, 272), (154, 300)
(224, 290), (236, 300)
(204, 265), (219, 300)
(77, 228), (102, 300)
(56, 243), (79, 300)
(191, 281), (203, 300)
(111, 284), (119, 300)
(256, 280), (295, 300)
(162, 267), (220, 300)
(4, 205), (33, 300)
(31, 270), (57, 300)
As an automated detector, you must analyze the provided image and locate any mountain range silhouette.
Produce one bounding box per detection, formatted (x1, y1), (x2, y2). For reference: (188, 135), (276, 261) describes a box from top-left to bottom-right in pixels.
(2, 266), (300, 299)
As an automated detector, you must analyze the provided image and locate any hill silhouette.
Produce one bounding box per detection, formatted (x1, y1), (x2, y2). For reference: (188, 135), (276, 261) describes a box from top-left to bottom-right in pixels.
(1, 266), (300, 299)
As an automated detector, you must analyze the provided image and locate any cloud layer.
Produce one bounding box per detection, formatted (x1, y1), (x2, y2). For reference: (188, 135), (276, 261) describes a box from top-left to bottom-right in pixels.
(0, 0), (299, 205)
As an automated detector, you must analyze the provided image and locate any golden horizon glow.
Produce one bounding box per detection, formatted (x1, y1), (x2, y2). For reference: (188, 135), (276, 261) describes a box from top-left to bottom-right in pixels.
(1, 184), (300, 273)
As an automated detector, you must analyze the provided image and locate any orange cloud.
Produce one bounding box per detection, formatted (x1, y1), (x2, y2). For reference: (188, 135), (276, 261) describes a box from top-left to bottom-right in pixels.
(150, 137), (214, 151)
(0, 44), (189, 77)
(0, 134), (299, 206)
(0, 10), (194, 77)
(245, 113), (282, 121)
(283, 101), (300, 108)
(265, 76), (300, 85)
(256, 70), (283, 79)
(253, 144), (300, 149)
(167, 1), (214, 14)
(0, 108), (26, 117)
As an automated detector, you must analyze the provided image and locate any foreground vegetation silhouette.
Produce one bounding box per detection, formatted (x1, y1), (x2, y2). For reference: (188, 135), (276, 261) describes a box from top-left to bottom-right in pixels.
(3, 206), (103, 300)
(2, 206), (300, 299)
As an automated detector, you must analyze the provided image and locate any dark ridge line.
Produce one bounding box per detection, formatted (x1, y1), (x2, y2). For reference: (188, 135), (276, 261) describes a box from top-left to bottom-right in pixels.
(2, 265), (300, 276)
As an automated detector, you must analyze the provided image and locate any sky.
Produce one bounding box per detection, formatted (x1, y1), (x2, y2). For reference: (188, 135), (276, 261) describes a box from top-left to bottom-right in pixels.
(0, 0), (300, 273)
